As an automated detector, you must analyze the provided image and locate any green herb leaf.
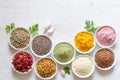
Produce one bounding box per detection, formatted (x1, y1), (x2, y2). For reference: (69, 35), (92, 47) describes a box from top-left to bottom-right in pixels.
(5, 23), (15, 32)
(29, 24), (39, 36)
(84, 20), (98, 34)
(63, 67), (70, 75)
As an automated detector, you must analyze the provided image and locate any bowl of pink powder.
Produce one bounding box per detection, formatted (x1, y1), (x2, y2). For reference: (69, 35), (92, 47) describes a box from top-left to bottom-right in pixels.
(95, 26), (116, 47)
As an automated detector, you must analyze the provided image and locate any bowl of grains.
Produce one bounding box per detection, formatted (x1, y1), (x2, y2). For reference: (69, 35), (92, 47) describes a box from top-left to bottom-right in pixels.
(74, 31), (95, 54)
(9, 27), (31, 50)
(95, 26), (116, 48)
(35, 57), (57, 79)
(94, 48), (115, 70)
(72, 55), (95, 78)
(30, 35), (52, 57)
(11, 50), (34, 74)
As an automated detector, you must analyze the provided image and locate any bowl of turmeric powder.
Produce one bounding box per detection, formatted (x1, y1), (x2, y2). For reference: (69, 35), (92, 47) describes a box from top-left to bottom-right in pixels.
(74, 31), (95, 54)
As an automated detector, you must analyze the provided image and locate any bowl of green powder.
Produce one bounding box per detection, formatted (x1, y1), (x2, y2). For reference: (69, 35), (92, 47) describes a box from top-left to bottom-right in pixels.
(9, 27), (31, 50)
(52, 42), (76, 65)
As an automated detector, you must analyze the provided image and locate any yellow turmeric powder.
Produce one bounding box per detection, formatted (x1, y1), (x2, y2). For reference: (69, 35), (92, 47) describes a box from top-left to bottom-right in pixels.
(75, 31), (94, 52)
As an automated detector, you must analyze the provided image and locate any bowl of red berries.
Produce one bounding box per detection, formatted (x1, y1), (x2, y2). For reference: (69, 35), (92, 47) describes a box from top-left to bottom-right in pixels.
(11, 50), (34, 74)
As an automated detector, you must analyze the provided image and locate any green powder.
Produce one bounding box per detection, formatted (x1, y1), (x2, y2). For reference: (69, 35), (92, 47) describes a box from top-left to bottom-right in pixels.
(53, 42), (74, 63)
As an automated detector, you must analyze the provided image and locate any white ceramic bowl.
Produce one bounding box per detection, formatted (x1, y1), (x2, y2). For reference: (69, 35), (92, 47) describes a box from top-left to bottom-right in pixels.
(30, 35), (52, 58)
(11, 50), (34, 74)
(52, 42), (76, 65)
(8, 27), (31, 50)
(74, 31), (96, 54)
(72, 55), (95, 78)
(93, 48), (115, 70)
(35, 57), (58, 80)
(95, 26), (117, 48)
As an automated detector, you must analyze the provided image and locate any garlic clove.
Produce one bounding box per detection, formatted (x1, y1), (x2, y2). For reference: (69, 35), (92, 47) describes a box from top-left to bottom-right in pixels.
(60, 69), (65, 77)
(47, 27), (55, 36)
(44, 22), (51, 33)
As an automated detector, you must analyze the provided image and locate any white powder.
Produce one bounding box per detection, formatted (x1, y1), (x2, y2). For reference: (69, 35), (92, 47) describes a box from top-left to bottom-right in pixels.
(73, 56), (93, 76)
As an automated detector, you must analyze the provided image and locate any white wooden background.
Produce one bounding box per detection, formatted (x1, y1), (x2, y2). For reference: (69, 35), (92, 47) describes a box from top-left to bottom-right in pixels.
(0, 0), (120, 80)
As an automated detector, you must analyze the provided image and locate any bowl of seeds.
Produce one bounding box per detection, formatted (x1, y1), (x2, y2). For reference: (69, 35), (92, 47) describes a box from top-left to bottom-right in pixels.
(30, 35), (52, 57)
(9, 27), (31, 50)
(94, 48), (115, 70)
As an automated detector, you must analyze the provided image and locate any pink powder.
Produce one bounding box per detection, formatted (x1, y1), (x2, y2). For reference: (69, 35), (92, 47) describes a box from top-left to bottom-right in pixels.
(96, 26), (116, 46)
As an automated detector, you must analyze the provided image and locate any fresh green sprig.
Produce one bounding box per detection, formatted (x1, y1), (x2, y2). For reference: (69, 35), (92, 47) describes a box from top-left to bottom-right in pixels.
(63, 66), (70, 75)
(84, 20), (98, 34)
(29, 24), (39, 36)
(5, 23), (15, 32)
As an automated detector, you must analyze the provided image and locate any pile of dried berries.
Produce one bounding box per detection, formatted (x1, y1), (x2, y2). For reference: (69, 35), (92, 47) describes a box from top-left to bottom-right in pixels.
(12, 51), (33, 72)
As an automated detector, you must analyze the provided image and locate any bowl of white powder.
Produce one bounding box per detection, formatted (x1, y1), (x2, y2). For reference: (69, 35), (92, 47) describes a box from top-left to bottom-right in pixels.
(72, 55), (95, 78)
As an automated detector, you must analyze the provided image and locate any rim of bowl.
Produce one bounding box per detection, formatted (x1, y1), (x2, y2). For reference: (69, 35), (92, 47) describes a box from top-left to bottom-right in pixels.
(35, 57), (58, 80)
(95, 25), (117, 48)
(72, 55), (95, 78)
(74, 31), (96, 54)
(30, 35), (52, 58)
(52, 42), (76, 65)
(93, 48), (115, 70)
(11, 50), (34, 74)
(8, 27), (31, 50)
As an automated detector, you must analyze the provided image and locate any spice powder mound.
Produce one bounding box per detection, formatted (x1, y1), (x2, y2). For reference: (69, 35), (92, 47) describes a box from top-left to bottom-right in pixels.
(73, 56), (94, 76)
(75, 31), (94, 52)
(10, 28), (30, 48)
(96, 26), (116, 46)
(32, 35), (52, 56)
(95, 48), (114, 68)
(36, 58), (56, 78)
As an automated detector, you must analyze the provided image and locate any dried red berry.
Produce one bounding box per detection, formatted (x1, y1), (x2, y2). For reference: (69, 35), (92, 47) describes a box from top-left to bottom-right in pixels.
(12, 51), (33, 73)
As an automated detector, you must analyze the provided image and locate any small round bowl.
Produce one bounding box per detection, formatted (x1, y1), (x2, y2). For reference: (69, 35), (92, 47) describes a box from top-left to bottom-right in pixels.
(30, 35), (52, 58)
(8, 27), (31, 50)
(93, 48), (115, 70)
(72, 55), (95, 78)
(95, 26), (117, 48)
(35, 57), (58, 80)
(74, 31), (96, 54)
(11, 50), (34, 74)
(52, 42), (76, 65)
